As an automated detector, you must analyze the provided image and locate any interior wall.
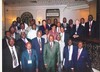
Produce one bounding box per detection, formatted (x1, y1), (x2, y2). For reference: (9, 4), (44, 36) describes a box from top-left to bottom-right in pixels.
(5, 4), (89, 30)
(2, 1), (5, 38)
(89, 0), (96, 20)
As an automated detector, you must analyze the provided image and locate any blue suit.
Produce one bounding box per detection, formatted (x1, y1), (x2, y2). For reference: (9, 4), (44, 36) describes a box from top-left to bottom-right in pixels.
(32, 37), (45, 72)
(73, 48), (92, 72)
(21, 49), (38, 72)
(63, 45), (77, 69)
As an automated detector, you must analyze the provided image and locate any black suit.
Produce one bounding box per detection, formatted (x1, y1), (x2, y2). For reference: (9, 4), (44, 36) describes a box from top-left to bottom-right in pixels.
(61, 23), (69, 32)
(3, 45), (21, 72)
(85, 21), (97, 38)
(16, 38), (31, 53)
(2, 37), (8, 49)
(73, 25), (85, 37)
(67, 25), (75, 37)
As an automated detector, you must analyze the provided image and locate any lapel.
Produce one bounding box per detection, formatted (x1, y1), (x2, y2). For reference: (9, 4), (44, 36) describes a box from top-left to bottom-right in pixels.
(7, 46), (13, 62)
(21, 39), (26, 45)
(36, 37), (40, 46)
(78, 48), (84, 60)
(25, 50), (30, 60)
(52, 41), (56, 50)
(66, 46), (69, 59)
(48, 41), (55, 51)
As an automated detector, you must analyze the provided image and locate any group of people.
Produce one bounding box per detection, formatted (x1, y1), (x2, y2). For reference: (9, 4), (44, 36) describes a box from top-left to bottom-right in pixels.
(3, 15), (96, 72)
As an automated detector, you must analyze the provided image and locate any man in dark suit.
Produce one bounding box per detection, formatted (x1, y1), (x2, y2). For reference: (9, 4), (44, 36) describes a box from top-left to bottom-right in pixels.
(2, 31), (11, 49)
(39, 20), (49, 35)
(67, 19), (75, 38)
(46, 19), (52, 30)
(73, 41), (92, 72)
(43, 35), (60, 72)
(3, 37), (21, 72)
(63, 39), (77, 72)
(72, 19), (85, 38)
(61, 17), (69, 32)
(85, 15), (97, 38)
(32, 30), (45, 72)
(21, 42), (38, 72)
(16, 31), (31, 53)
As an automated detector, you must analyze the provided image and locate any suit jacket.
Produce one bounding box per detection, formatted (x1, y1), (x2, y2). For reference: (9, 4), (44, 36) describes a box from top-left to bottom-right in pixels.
(21, 49), (38, 72)
(43, 41), (60, 68)
(16, 38), (31, 53)
(3, 45), (21, 72)
(73, 25), (85, 37)
(61, 23), (69, 33)
(32, 37), (45, 68)
(39, 25), (49, 35)
(85, 21), (97, 38)
(73, 48), (92, 72)
(63, 45), (77, 68)
(67, 25), (75, 37)
(2, 37), (8, 49)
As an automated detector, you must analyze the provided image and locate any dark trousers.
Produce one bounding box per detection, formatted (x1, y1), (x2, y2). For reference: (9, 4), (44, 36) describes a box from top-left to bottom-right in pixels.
(39, 67), (46, 72)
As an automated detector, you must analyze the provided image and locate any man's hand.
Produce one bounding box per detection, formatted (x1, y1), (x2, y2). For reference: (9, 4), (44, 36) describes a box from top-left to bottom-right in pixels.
(44, 64), (48, 68)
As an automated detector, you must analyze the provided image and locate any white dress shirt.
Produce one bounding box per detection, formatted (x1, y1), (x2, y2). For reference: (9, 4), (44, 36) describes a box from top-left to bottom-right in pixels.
(55, 40), (65, 61)
(77, 48), (83, 60)
(56, 27), (61, 33)
(8, 45), (19, 68)
(27, 29), (37, 40)
(75, 25), (79, 34)
(22, 38), (28, 43)
(37, 37), (42, 50)
(68, 45), (73, 61)
(89, 21), (93, 32)
(11, 33), (15, 39)
(60, 32), (64, 42)
(17, 29), (25, 35)
(49, 42), (53, 48)
(42, 34), (49, 43)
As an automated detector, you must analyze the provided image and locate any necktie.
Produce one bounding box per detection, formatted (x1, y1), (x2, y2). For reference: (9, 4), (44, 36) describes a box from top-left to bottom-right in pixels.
(38, 39), (42, 53)
(29, 50), (32, 56)
(89, 22), (92, 36)
(77, 49), (80, 60)
(11, 48), (17, 66)
(50, 42), (53, 48)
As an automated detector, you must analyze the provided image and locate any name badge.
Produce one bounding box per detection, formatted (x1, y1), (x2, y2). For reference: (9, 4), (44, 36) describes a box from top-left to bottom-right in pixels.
(28, 60), (32, 64)
(75, 32), (77, 34)
(89, 29), (91, 31)
(40, 48), (42, 51)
